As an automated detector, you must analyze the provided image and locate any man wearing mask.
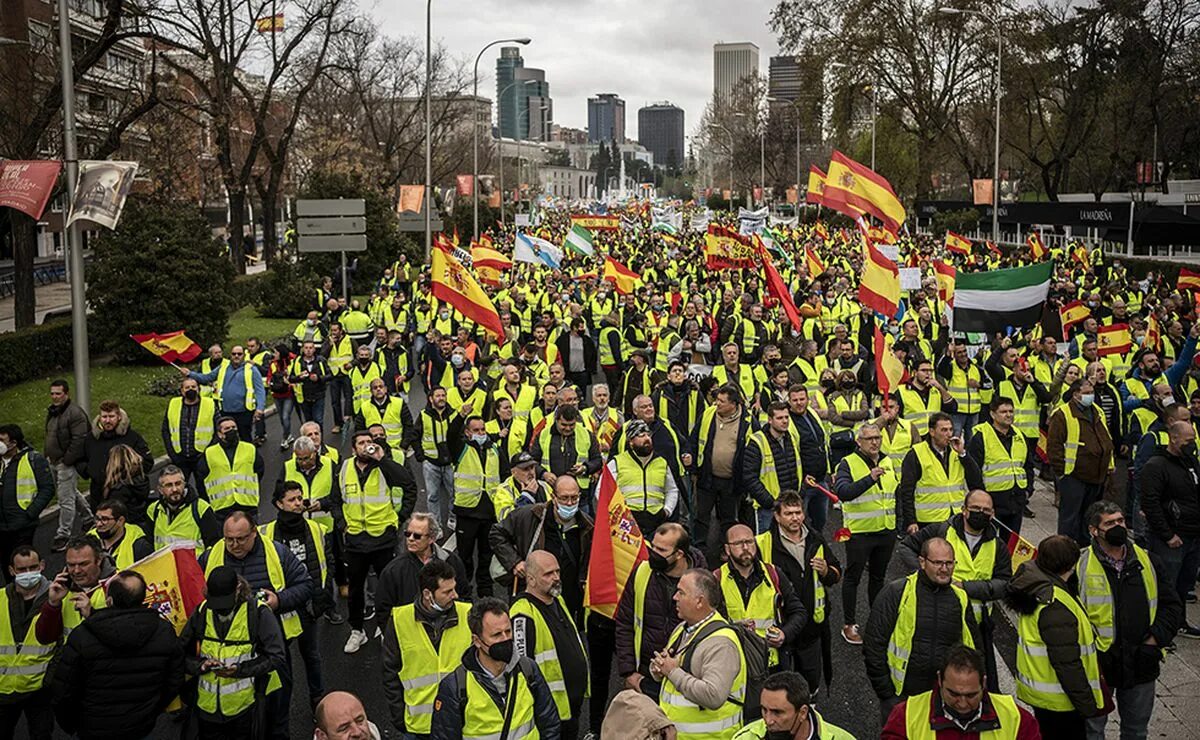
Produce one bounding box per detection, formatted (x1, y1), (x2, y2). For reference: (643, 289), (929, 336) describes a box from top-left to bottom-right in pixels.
(448, 415), (502, 599)
(511, 550), (589, 740)
(608, 420), (678, 536)
(1047, 380), (1115, 545)
(180, 565), (287, 738)
(195, 416), (264, 521)
(615, 523), (705, 703)
(0, 426), (55, 578)
(88, 500), (152, 569)
(430, 598), (560, 740)
(183, 345), (266, 441)
(898, 490), (1011, 691)
(733, 671), (856, 740)
(0, 546), (56, 740)
(45, 379), (92, 554)
(1076, 501), (1181, 737)
(382, 561), (471, 737)
(288, 339), (332, 427)
(161, 377), (215, 490)
(357, 378), (417, 457)
(324, 322), (356, 434)
(745, 403), (804, 534)
(347, 345), (383, 424)
(146, 465), (220, 554)
(293, 310), (326, 348)
(967, 397), (1034, 535)
(1141, 421), (1200, 634)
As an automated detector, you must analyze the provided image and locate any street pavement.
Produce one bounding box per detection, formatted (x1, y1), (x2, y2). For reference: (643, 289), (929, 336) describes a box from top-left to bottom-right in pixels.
(17, 388), (1200, 738)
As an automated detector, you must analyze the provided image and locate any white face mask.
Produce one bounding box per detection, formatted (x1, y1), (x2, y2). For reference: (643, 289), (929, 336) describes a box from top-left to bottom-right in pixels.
(0, 442), (8, 456)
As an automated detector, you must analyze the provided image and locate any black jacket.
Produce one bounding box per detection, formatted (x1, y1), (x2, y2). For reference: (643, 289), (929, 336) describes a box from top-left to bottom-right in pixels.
(615, 548), (708, 677)
(51, 607), (185, 739)
(374, 545), (469, 635)
(77, 410), (154, 505)
(490, 503), (593, 613)
(898, 515), (1012, 605)
(863, 571), (980, 701)
(1141, 448), (1200, 540)
(44, 400), (89, 466)
(897, 444), (984, 530)
(791, 409), (829, 480)
(743, 429), (801, 510)
(0, 448), (55, 532)
(179, 600), (287, 721)
(555, 331), (597, 374)
(759, 522), (842, 648)
(430, 649), (561, 740)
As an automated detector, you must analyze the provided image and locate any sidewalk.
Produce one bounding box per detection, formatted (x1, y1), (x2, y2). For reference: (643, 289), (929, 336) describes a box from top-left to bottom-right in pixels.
(0, 280), (73, 333)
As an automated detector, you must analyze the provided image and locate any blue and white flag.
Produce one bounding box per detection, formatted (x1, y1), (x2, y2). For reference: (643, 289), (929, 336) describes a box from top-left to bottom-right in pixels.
(514, 233), (563, 269)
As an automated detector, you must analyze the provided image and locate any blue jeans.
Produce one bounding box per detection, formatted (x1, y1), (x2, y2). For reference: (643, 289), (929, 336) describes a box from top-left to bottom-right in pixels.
(755, 506), (774, 535)
(802, 485), (829, 533)
(1057, 475), (1103, 546)
(295, 611), (326, 705)
(1149, 532), (1200, 606)
(1085, 679), (1155, 740)
(422, 461), (454, 526)
(275, 397), (294, 439)
(298, 398), (325, 429)
(950, 412), (978, 440)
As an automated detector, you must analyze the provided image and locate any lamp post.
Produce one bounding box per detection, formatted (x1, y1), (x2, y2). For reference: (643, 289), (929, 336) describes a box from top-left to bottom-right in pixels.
(516, 102), (548, 211)
(941, 6), (1002, 244)
(424, 0), (432, 258)
(472, 37), (530, 241)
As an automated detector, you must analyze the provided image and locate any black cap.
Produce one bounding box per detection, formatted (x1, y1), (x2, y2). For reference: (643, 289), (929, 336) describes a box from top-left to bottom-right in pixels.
(511, 451), (537, 468)
(205, 565), (238, 611)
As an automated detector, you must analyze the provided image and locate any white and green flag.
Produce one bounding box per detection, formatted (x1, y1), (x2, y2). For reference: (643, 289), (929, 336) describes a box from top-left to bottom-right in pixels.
(563, 223), (596, 256)
(953, 262), (1052, 334)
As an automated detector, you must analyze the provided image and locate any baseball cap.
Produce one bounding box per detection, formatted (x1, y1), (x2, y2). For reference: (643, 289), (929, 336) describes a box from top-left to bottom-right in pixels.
(205, 565), (238, 611)
(511, 451), (537, 468)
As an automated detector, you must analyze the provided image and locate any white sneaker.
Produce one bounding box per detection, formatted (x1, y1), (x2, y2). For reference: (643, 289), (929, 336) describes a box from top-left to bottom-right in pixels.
(343, 629), (368, 654)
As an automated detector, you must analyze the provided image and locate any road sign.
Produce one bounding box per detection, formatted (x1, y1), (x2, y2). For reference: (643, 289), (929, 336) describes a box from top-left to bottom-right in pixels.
(296, 199), (366, 252)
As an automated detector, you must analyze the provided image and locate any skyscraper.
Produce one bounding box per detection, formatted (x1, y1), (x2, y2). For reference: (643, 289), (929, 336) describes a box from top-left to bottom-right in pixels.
(713, 42), (759, 102)
(496, 47), (523, 139)
(497, 46), (553, 141)
(768, 55), (803, 101)
(587, 93), (626, 143)
(638, 103), (685, 170)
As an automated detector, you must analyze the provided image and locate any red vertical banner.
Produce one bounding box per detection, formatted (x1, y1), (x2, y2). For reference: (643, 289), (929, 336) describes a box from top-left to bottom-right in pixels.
(456, 174), (474, 196)
(0, 160), (62, 219)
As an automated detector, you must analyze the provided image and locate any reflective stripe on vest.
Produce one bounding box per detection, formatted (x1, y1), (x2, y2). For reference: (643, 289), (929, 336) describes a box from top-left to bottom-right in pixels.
(12, 456), (36, 510)
(537, 425), (595, 490)
(887, 572), (974, 695)
(167, 397), (216, 455)
(0, 588), (54, 694)
(338, 460), (395, 537)
(878, 417), (916, 464)
(394, 601), (472, 734)
(203, 443), (259, 511)
(149, 499), (209, 554)
(659, 614), (747, 740)
(945, 526), (998, 621)
(453, 445), (502, 510)
(747, 431), (802, 511)
(511, 595), (588, 720)
(282, 459), (335, 532)
(903, 690), (1020, 740)
(947, 363), (981, 415)
(997, 380), (1040, 439)
(1057, 407), (1110, 476)
(719, 561), (782, 667)
(204, 542), (302, 639)
(195, 601), (281, 717)
(898, 387), (941, 436)
(1077, 544), (1157, 652)
(841, 453), (897, 534)
(261, 518), (327, 591)
(614, 451), (668, 513)
(1016, 583), (1103, 712)
(978, 422), (1028, 492)
(911, 442), (967, 524)
(461, 667), (540, 740)
(215, 363), (255, 411)
(362, 398), (407, 452)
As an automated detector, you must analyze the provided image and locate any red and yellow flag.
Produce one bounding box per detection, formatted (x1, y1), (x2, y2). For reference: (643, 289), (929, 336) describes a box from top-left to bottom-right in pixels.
(934, 260), (956, 306)
(805, 247), (825, 278)
(859, 235), (901, 317)
(1145, 314), (1162, 352)
(806, 166), (827, 205)
(874, 326), (907, 397)
(704, 224), (757, 270)
(814, 221), (829, 242)
(1059, 300), (1091, 339)
(945, 231), (971, 256)
(128, 546), (207, 634)
(761, 245), (803, 332)
(254, 13), (284, 32)
(470, 243), (512, 271)
(430, 248), (504, 340)
(570, 214), (620, 231)
(602, 256), (643, 295)
(1178, 268), (1200, 293)
(1096, 323), (1132, 357)
(1027, 232), (1048, 260)
(131, 331), (202, 363)
(584, 465), (648, 618)
(1007, 532), (1038, 572)
(822, 151), (906, 232)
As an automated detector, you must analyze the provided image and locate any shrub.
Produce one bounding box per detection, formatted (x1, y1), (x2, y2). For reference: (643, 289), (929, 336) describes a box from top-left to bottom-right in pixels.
(931, 208), (983, 237)
(86, 198), (236, 365)
(0, 320), (76, 388)
(230, 272), (270, 309)
(256, 258), (321, 318)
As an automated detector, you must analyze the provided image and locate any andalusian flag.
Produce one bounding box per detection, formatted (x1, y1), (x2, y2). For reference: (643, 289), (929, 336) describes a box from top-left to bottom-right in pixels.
(650, 221), (678, 237)
(430, 248), (504, 340)
(1097, 324), (1132, 357)
(805, 247), (825, 278)
(254, 13), (284, 32)
(1027, 232), (1048, 260)
(1059, 300), (1091, 339)
(859, 237), (901, 318)
(563, 223), (596, 256)
(584, 466), (648, 618)
(953, 262), (1052, 334)
(934, 261), (956, 306)
(1178, 268), (1200, 292)
(822, 151), (906, 232)
(945, 231), (971, 256)
(131, 331), (202, 363)
(603, 257), (643, 295)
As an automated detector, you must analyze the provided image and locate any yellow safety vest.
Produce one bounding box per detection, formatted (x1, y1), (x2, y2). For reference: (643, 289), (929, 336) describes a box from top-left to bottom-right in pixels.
(841, 452), (897, 533)
(148, 498), (211, 554)
(493, 383), (539, 423)
(9, 457), (37, 510)
(338, 461), (396, 538)
(461, 665), (541, 740)
(746, 431), (802, 511)
(599, 325), (621, 366)
(203, 443), (259, 512)
(260, 518), (327, 589)
(659, 613), (747, 740)
(393, 601), (472, 734)
(887, 572), (974, 694)
(205, 540), (302, 639)
(361, 398), (408, 454)
(536, 425), (595, 489)
(711, 364), (759, 405)
(215, 362), (256, 411)
(85, 524), (147, 570)
(62, 587), (107, 636)
(897, 386), (942, 437)
(447, 387), (488, 419)
(327, 336), (355, 376)
(877, 418), (916, 465)
(453, 445), (502, 510)
(166, 397), (216, 455)
(614, 452), (668, 514)
(945, 526), (998, 621)
(420, 409), (450, 461)
(1077, 544), (1157, 652)
(903, 690), (1020, 740)
(718, 562), (782, 667)
(790, 356), (828, 396)
(194, 600), (281, 717)
(977, 423), (1028, 493)
(757, 533), (826, 624)
(1053, 406), (1112, 476)
(510, 595), (588, 720)
(996, 381), (1040, 440)
(911, 442), (967, 524)
(1016, 583), (1103, 712)
(281, 459), (335, 532)
(947, 363), (981, 415)
(732, 712), (856, 740)
(348, 363), (383, 415)
(0, 587), (55, 694)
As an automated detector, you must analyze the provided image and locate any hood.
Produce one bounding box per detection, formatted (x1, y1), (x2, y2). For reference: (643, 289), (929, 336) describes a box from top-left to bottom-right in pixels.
(91, 409), (131, 438)
(1004, 560), (1061, 615)
(599, 688), (673, 740)
(81, 607), (167, 651)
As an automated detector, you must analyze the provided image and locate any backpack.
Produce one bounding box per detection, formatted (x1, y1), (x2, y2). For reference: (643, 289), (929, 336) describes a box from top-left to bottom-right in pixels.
(679, 616), (770, 724)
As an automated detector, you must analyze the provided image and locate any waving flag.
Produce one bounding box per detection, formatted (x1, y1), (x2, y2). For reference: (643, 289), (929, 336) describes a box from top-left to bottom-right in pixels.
(822, 151), (906, 232)
(514, 233), (563, 269)
(603, 257), (643, 295)
(1059, 300), (1091, 339)
(805, 247), (826, 278)
(760, 244), (803, 332)
(1178, 268), (1200, 293)
(584, 465), (649, 618)
(132, 331), (202, 364)
(954, 262), (1052, 334)
(128, 546), (207, 634)
(1027, 232), (1048, 260)
(874, 326), (907, 397)
(563, 223), (596, 256)
(945, 232), (971, 256)
(934, 261), (957, 306)
(814, 221), (829, 242)
(471, 244), (512, 271)
(430, 248), (504, 340)
(806, 166), (827, 205)
(1145, 314), (1162, 352)
(1097, 323), (1132, 357)
(704, 224), (757, 270)
(859, 238), (901, 318)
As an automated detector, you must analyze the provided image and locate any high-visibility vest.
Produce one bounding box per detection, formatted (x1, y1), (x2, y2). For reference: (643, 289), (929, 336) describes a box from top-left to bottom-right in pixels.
(327, 336), (355, 376)
(581, 407), (622, 452)
(86, 524), (147, 570)
(194, 600), (281, 717)
(1016, 582), (1104, 712)
(877, 418), (916, 465)
(1077, 544), (1157, 652)
(1052, 406), (1111, 476)
(460, 665), (541, 740)
(1129, 406), (1157, 440)
(841, 453), (897, 534)
(736, 317), (762, 358)
(453, 445), (502, 510)
(148, 498), (211, 554)
(420, 408), (451, 461)
(510, 595), (588, 720)
(746, 431), (802, 511)
(536, 425), (595, 489)
(657, 388), (701, 438)
(911, 442), (967, 524)
(392, 601), (472, 733)
(614, 451), (668, 514)
(659, 613), (747, 740)
(199, 357), (227, 398)
(261, 518), (327, 590)
(62, 587), (107, 636)
(0, 587), (55, 694)
(996, 380), (1040, 439)
(485, 418), (530, 463)
(695, 406), (747, 470)
(203, 443), (259, 512)
(166, 397), (216, 455)
(711, 364), (759, 405)
(215, 362), (256, 411)
(205, 540), (302, 639)
(492, 477), (551, 521)
(493, 383), (538, 422)
(599, 325), (621, 366)
(282, 459), (335, 532)
(897, 386), (942, 437)
(947, 363), (981, 415)
(718, 562), (782, 667)
(338, 461), (396, 537)
(945, 526), (998, 621)
(903, 690), (1020, 740)
(361, 398), (408, 453)
(887, 572), (974, 695)
(757, 533), (827, 624)
(978, 423), (1028, 493)
(790, 355), (828, 396)
(447, 387), (488, 419)
(732, 712), (856, 740)
(348, 363), (383, 415)
(9, 456), (37, 510)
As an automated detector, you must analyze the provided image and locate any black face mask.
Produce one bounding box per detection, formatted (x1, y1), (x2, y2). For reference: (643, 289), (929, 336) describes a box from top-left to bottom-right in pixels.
(220, 431), (239, 447)
(485, 637), (514, 664)
(647, 549), (675, 572)
(1102, 525), (1128, 547)
(966, 511), (992, 531)
(764, 713), (803, 740)
(183, 389), (199, 402)
(276, 509), (304, 526)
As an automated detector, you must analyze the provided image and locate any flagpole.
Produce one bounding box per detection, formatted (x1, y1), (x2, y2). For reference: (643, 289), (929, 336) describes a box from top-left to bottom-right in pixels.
(58, 0), (89, 413)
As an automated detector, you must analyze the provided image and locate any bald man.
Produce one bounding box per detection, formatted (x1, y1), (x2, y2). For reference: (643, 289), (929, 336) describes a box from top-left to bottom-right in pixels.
(314, 691), (377, 740)
(511, 550), (588, 740)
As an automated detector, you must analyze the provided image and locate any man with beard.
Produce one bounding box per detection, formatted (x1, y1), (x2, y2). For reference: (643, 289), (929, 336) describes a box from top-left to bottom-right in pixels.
(146, 465), (221, 554)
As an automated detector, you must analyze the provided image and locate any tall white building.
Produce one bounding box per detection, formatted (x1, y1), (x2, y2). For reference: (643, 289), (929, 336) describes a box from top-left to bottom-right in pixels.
(713, 42), (760, 103)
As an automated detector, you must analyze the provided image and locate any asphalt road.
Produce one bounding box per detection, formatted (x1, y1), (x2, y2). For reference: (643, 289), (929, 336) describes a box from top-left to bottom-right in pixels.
(19, 384), (1024, 739)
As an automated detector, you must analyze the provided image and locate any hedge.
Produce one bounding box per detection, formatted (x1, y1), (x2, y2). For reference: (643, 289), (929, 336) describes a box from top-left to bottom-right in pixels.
(0, 320), (86, 389)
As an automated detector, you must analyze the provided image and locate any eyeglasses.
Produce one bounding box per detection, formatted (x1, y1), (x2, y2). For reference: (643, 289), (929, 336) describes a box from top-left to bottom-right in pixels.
(94, 516), (117, 524)
(726, 539), (756, 549)
(924, 559), (955, 569)
(556, 497), (581, 506)
(860, 435), (882, 442)
(404, 531), (428, 539)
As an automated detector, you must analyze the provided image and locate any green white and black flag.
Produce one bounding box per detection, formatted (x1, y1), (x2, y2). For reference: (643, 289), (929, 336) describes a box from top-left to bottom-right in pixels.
(953, 262), (1052, 334)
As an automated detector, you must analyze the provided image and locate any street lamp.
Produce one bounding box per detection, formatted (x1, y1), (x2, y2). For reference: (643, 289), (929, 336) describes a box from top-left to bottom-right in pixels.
(516, 102), (548, 211)
(472, 37), (530, 241)
(827, 61), (879, 170)
(495, 79), (536, 227)
(424, 0), (432, 258)
(940, 6), (1002, 244)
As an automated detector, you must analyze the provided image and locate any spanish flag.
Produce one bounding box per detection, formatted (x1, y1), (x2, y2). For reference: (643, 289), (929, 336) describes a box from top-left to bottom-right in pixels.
(859, 235), (901, 318)
(131, 331), (202, 363)
(805, 247), (826, 278)
(430, 248), (504, 341)
(1146, 314), (1162, 352)
(806, 166), (827, 205)
(1059, 300), (1091, 339)
(874, 326), (907, 397)
(603, 256), (643, 295)
(1096, 323), (1132, 357)
(814, 221), (829, 242)
(1178, 268), (1200, 293)
(822, 151), (906, 232)
(254, 13), (284, 32)
(945, 231), (971, 256)
(761, 246), (804, 332)
(470, 244), (512, 271)
(1027, 232), (1048, 260)
(584, 465), (648, 618)
(934, 260), (956, 306)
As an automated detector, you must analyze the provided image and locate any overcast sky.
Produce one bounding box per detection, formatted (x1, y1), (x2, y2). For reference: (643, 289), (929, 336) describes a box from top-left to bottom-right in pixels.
(373, 0), (782, 141)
